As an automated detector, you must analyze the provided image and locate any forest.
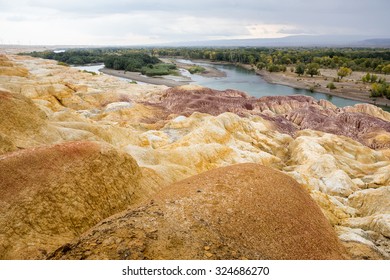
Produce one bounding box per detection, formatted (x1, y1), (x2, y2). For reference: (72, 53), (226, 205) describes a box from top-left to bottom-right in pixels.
(26, 49), (178, 76)
(24, 47), (390, 97)
(25, 47), (390, 73)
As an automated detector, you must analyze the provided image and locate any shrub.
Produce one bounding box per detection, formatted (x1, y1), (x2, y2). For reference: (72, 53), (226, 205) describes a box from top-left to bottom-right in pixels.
(57, 61), (69, 67)
(188, 65), (206, 74)
(337, 67), (352, 79)
(371, 82), (390, 98)
(306, 63), (320, 77)
(82, 70), (97, 75)
(295, 63), (305, 76)
(267, 64), (287, 73)
(326, 82), (336, 90)
(140, 63), (178, 76)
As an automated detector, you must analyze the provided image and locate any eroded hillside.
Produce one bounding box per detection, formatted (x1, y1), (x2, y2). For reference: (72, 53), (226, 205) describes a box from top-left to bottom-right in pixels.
(0, 54), (389, 259)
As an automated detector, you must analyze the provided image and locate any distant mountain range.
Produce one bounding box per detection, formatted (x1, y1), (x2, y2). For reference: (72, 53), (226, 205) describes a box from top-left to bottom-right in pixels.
(162, 35), (390, 48)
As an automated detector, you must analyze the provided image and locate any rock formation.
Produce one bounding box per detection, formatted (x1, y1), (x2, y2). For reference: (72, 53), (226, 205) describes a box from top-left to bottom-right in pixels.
(0, 53), (390, 260)
(48, 164), (349, 260)
(0, 141), (141, 259)
(149, 86), (390, 150)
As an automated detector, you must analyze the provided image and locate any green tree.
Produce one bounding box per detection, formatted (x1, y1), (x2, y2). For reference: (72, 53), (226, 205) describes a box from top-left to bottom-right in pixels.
(267, 64), (281, 72)
(362, 73), (371, 83)
(295, 63), (305, 76)
(337, 67), (352, 79)
(371, 82), (390, 98)
(256, 62), (266, 70)
(382, 64), (390, 74)
(306, 63), (320, 77)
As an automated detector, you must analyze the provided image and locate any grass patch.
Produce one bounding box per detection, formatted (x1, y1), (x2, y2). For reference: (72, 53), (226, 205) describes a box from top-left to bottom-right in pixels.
(141, 63), (178, 76)
(326, 82), (336, 90)
(81, 70), (97, 75)
(188, 65), (206, 74)
(57, 61), (69, 67)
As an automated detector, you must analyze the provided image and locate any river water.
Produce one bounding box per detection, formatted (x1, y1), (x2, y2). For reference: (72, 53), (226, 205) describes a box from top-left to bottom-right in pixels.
(177, 59), (362, 108)
(73, 62), (383, 109)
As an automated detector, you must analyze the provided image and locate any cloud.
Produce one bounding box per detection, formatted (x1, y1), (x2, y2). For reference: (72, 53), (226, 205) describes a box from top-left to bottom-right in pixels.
(0, 0), (389, 45)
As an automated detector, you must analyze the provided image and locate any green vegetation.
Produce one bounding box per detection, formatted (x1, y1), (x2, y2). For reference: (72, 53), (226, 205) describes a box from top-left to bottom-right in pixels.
(326, 82), (337, 90)
(153, 47), (390, 73)
(267, 64), (286, 72)
(57, 61), (69, 67)
(295, 63), (305, 76)
(23, 48), (180, 77)
(104, 53), (161, 71)
(365, 72), (390, 98)
(140, 63), (178, 76)
(337, 67), (352, 79)
(362, 73), (386, 84)
(383, 64), (390, 74)
(81, 70), (97, 75)
(188, 65), (206, 74)
(371, 82), (390, 98)
(23, 47), (390, 79)
(306, 63), (320, 77)
(28, 49), (105, 65)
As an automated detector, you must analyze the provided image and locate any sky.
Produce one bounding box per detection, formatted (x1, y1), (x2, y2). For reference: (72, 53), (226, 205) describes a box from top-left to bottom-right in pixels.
(0, 0), (389, 45)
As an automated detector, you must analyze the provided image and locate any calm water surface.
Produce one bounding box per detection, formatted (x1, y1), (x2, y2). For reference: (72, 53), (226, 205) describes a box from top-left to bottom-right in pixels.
(75, 62), (389, 110)
(178, 59), (362, 108)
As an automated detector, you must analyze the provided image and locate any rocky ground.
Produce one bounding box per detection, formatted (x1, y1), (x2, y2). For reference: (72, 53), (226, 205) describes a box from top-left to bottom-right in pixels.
(1, 54), (390, 259)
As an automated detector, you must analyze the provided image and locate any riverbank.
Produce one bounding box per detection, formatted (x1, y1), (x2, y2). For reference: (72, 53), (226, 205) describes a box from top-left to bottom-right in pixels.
(237, 63), (390, 107)
(103, 58), (390, 108)
(169, 59), (227, 78)
(100, 58), (227, 87)
(100, 68), (190, 87)
(188, 59), (389, 107)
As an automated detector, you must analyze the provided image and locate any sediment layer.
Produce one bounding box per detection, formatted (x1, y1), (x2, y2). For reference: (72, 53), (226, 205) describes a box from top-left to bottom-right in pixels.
(0, 54), (389, 260)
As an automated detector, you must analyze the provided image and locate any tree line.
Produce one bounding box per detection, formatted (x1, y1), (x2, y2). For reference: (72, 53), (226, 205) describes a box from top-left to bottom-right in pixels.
(24, 49), (178, 76)
(24, 47), (390, 74)
(153, 47), (390, 74)
(22, 47), (390, 97)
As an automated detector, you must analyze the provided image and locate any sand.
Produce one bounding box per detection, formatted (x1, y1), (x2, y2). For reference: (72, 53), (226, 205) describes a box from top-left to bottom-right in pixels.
(99, 59), (227, 87)
(99, 68), (190, 87)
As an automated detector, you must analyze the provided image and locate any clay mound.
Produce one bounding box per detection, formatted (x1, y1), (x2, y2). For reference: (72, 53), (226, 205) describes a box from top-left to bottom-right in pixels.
(157, 86), (254, 116)
(151, 86), (390, 149)
(0, 54), (29, 77)
(286, 107), (390, 149)
(49, 163), (348, 260)
(0, 90), (62, 153)
(0, 90), (47, 133)
(156, 86), (318, 118)
(255, 95), (319, 113)
(343, 103), (390, 122)
(0, 141), (141, 259)
(149, 87), (317, 135)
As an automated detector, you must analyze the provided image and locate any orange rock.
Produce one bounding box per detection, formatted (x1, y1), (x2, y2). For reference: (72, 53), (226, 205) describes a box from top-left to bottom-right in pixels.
(0, 141), (142, 259)
(48, 164), (349, 260)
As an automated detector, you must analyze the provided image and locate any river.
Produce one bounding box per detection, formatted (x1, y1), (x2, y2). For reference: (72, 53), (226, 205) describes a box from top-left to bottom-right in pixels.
(177, 59), (362, 108)
(73, 62), (380, 109)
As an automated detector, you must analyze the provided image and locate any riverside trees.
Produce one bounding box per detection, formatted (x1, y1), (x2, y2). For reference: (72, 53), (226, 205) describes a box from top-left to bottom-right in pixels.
(153, 47), (390, 74)
(25, 47), (390, 78)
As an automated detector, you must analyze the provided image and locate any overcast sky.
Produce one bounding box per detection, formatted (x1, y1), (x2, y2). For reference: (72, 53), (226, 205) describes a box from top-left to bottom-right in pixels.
(0, 0), (389, 45)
